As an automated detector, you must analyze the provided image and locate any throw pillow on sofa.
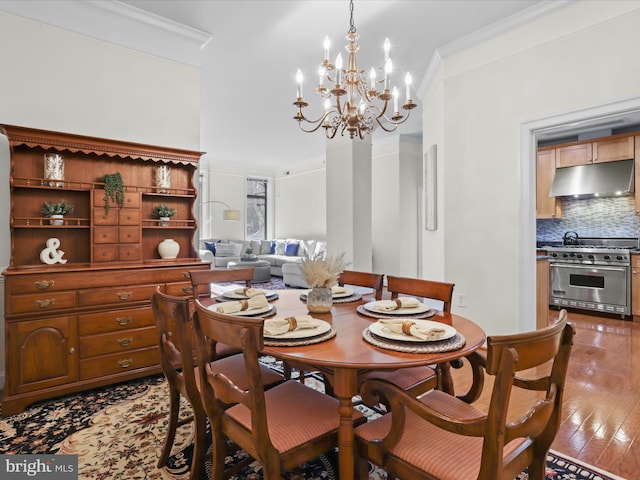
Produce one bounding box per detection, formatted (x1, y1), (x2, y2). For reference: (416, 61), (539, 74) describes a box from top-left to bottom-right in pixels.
(204, 241), (217, 255)
(274, 239), (286, 255)
(260, 240), (272, 254)
(215, 243), (237, 257)
(285, 240), (300, 256)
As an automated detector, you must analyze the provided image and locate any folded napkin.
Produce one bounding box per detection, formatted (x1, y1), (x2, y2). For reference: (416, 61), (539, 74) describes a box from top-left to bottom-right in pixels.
(216, 294), (268, 314)
(263, 315), (321, 336)
(332, 285), (348, 295)
(234, 287), (264, 298)
(377, 319), (447, 341)
(373, 297), (421, 312)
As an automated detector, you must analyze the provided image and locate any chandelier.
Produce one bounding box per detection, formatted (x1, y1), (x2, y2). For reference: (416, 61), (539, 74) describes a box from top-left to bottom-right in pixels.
(293, 0), (417, 140)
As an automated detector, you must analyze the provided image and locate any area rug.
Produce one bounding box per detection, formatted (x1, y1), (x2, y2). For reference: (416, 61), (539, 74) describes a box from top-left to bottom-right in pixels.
(0, 367), (626, 480)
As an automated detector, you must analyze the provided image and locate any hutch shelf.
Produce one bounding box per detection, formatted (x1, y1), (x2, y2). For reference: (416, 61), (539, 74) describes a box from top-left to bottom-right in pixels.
(1, 125), (210, 416)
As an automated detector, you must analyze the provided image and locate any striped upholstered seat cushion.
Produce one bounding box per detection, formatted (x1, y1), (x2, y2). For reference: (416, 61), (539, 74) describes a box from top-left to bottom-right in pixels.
(354, 390), (526, 480)
(226, 380), (365, 453)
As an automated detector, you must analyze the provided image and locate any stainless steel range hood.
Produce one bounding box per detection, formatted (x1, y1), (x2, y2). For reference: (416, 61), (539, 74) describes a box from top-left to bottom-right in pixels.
(549, 159), (635, 198)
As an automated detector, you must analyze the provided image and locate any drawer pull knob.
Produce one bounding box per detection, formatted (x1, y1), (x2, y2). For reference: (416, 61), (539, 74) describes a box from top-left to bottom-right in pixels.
(69, 347), (75, 354)
(36, 298), (55, 308)
(117, 337), (133, 347)
(116, 316), (132, 326)
(117, 291), (133, 300)
(117, 358), (133, 368)
(183, 272), (191, 279)
(182, 286), (193, 294)
(35, 280), (55, 290)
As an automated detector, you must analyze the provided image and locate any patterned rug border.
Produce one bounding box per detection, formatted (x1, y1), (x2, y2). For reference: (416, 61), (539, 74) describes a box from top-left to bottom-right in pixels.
(547, 449), (628, 480)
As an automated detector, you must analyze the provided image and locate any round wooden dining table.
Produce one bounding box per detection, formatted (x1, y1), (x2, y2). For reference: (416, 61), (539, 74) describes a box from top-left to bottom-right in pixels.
(235, 288), (487, 480)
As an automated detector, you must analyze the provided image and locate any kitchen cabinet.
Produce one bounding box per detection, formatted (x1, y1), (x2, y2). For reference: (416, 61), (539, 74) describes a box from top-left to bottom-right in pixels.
(555, 135), (634, 168)
(1, 125), (211, 416)
(536, 252), (549, 328)
(536, 148), (562, 219)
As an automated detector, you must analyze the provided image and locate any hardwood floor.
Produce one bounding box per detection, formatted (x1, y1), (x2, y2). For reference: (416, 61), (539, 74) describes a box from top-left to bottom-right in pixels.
(450, 308), (640, 479)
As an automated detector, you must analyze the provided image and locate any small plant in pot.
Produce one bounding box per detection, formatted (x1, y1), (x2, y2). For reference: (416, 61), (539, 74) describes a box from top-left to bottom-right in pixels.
(41, 200), (74, 225)
(152, 204), (176, 226)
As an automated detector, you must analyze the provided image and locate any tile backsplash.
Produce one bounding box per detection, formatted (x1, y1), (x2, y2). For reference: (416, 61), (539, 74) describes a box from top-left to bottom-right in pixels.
(537, 196), (640, 241)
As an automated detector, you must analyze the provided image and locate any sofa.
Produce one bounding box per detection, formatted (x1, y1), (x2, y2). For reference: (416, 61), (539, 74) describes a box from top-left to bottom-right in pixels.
(198, 238), (326, 281)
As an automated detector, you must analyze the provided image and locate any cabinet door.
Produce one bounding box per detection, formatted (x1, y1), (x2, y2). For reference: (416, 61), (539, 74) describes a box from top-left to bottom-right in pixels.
(536, 149), (562, 219)
(556, 143), (592, 167)
(594, 136), (634, 163)
(6, 316), (78, 394)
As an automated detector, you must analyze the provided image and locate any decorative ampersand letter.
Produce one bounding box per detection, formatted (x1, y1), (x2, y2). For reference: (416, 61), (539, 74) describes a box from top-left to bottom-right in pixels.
(40, 237), (68, 265)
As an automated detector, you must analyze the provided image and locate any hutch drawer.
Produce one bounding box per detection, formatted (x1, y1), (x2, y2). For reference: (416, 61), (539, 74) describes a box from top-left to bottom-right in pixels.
(79, 347), (159, 380)
(78, 283), (159, 307)
(10, 291), (78, 314)
(78, 307), (155, 335)
(79, 326), (157, 357)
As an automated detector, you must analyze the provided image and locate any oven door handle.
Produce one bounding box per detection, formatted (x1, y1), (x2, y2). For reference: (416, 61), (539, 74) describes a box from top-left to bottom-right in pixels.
(549, 263), (628, 273)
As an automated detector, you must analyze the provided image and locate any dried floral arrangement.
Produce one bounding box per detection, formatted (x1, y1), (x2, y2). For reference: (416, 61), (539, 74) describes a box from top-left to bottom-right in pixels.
(299, 252), (347, 288)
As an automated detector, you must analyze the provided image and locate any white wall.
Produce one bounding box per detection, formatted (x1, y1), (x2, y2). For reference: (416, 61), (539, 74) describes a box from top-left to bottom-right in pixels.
(372, 135), (422, 276)
(274, 161), (326, 240)
(0, 11), (201, 388)
(423, 1), (640, 335)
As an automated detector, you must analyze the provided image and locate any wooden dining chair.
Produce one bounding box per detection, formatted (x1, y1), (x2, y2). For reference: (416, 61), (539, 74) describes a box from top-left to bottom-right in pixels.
(354, 310), (574, 480)
(189, 268), (255, 359)
(151, 289), (284, 480)
(338, 269), (384, 300)
(189, 267), (254, 299)
(356, 275), (456, 405)
(192, 298), (366, 480)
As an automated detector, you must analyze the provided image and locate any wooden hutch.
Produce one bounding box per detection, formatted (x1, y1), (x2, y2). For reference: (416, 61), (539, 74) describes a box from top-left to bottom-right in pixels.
(1, 125), (210, 416)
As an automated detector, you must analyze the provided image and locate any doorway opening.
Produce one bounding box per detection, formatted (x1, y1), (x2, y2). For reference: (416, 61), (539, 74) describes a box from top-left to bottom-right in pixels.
(519, 96), (640, 331)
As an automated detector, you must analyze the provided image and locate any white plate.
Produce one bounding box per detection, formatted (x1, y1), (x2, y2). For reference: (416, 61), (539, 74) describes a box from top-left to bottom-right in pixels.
(368, 319), (457, 343)
(332, 288), (354, 298)
(207, 304), (274, 317)
(363, 299), (431, 315)
(264, 319), (332, 339)
(305, 288), (354, 299)
(222, 289), (276, 300)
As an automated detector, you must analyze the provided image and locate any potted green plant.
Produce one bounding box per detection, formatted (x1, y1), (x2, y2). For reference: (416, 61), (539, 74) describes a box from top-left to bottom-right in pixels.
(152, 204), (176, 226)
(41, 200), (74, 225)
(102, 172), (124, 213)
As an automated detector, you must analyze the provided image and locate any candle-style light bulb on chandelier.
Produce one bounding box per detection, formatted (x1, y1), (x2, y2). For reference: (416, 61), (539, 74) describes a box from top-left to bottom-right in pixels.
(293, 0), (417, 140)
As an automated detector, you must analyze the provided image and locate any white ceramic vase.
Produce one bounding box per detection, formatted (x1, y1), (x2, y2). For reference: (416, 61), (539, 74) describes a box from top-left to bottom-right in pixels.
(158, 238), (180, 259)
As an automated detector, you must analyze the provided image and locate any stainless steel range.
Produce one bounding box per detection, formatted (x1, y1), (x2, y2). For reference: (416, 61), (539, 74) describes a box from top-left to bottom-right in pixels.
(547, 236), (639, 316)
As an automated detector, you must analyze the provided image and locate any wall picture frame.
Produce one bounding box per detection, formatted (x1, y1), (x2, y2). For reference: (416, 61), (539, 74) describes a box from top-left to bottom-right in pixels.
(424, 144), (437, 231)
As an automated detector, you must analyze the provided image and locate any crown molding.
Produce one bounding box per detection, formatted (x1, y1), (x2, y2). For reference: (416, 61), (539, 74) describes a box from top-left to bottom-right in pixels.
(417, 0), (574, 100)
(0, 0), (211, 67)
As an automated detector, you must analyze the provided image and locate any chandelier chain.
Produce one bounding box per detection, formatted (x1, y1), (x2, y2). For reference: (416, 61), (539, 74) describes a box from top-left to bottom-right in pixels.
(293, 0), (417, 139)
(349, 0), (356, 34)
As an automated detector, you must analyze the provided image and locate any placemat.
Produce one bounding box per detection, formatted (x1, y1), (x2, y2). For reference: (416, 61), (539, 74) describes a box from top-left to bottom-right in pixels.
(214, 293), (279, 302)
(362, 328), (466, 353)
(300, 293), (363, 304)
(210, 306), (278, 318)
(264, 327), (336, 346)
(356, 304), (435, 319)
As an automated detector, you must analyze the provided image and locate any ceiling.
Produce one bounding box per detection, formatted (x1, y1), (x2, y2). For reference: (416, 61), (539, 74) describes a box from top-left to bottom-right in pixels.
(5, 0), (564, 169)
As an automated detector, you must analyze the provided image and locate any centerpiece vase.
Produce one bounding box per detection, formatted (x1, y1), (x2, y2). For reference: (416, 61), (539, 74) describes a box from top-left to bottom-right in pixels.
(307, 286), (333, 313)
